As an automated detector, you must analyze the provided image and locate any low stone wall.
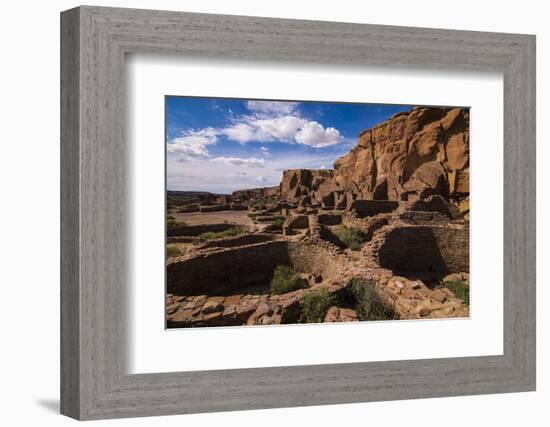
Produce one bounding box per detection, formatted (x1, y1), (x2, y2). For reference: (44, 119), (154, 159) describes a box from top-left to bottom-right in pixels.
(166, 235), (203, 244)
(231, 204), (248, 211)
(362, 216), (389, 242)
(377, 225), (469, 274)
(404, 195), (461, 219)
(167, 239), (344, 296)
(399, 211), (453, 224)
(198, 233), (276, 249)
(177, 205), (200, 213)
(167, 241), (292, 295)
(232, 186), (280, 201)
(167, 223), (240, 237)
(349, 200), (399, 218)
(286, 241), (343, 280)
(254, 215), (285, 223)
(317, 213), (343, 225)
(318, 225), (347, 249)
(285, 215), (309, 229)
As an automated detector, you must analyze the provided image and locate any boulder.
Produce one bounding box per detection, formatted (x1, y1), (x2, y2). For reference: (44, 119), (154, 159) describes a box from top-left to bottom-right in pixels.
(449, 168), (469, 196)
(333, 107), (469, 202)
(405, 194), (461, 219)
(402, 161), (449, 199)
(324, 306), (359, 322)
(280, 169), (336, 203)
(458, 198), (470, 219)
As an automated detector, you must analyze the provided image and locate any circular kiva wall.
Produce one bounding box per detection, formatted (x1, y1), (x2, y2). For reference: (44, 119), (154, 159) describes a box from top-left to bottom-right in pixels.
(377, 225), (469, 275)
(166, 240), (341, 296)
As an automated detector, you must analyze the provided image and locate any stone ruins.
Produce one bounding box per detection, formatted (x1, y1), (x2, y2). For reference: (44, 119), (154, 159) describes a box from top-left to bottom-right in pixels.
(166, 106), (470, 327)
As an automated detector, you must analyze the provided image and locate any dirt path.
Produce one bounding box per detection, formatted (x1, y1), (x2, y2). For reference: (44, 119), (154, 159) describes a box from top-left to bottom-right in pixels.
(173, 210), (255, 229)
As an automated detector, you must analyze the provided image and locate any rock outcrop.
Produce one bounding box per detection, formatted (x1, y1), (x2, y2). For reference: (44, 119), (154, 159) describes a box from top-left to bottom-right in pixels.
(333, 107), (469, 204)
(279, 169), (342, 207)
(232, 186), (279, 202)
(229, 107), (469, 217)
(260, 107), (469, 216)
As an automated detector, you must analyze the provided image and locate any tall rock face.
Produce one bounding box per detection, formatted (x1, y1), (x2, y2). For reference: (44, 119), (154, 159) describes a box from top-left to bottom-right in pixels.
(280, 169), (339, 204)
(333, 106), (469, 206)
(237, 107), (469, 216)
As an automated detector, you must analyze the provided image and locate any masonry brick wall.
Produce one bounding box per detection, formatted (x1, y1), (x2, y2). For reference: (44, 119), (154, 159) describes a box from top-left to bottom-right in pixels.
(167, 223), (240, 237)
(167, 241), (291, 295)
(198, 233), (275, 249)
(349, 200), (399, 218)
(377, 225), (469, 274)
(167, 240), (343, 296)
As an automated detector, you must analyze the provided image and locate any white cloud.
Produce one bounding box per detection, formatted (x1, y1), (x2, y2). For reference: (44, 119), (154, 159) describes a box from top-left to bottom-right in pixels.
(210, 156), (266, 168)
(295, 121), (343, 148)
(254, 115), (305, 140)
(220, 115), (305, 143)
(221, 123), (256, 143)
(219, 115), (342, 147)
(167, 128), (217, 160)
(246, 100), (298, 115)
(219, 108), (343, 147)
(255, 175), (268, 183)
(260, 146), (272, 158)
(168, 101), (344, 157)
(167, 148), (341, 194)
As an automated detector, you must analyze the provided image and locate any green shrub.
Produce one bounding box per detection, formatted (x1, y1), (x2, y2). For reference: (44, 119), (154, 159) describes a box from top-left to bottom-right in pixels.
(445, 279), (470, 305)
(301, 288), (335, 323)
(336, 226), (364, 250)
(348, 278), (395, 321)
(272, 218), (285, 227)
(264, 218), (285, 232)
(166, 246), (182, 257)
(271, 265), (307, 294)
(199, 228), (244, 240)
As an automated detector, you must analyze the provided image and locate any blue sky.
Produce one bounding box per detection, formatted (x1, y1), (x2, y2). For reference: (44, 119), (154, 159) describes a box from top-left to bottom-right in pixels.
(166, 97), (412, 194)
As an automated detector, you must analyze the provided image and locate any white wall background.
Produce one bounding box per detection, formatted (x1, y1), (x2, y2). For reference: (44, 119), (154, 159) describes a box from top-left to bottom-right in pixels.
(0, 1), (547, 425)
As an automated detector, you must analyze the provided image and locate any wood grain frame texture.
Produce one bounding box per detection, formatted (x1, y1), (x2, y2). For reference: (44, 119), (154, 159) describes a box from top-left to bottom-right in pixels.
(60, 5), (536, 420)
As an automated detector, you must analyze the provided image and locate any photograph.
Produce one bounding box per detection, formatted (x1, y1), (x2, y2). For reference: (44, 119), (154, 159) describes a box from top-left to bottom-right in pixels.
(165, 97), (470, 328)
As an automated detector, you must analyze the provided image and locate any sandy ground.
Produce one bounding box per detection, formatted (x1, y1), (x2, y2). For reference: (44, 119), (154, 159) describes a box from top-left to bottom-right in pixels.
(173, 210), (255, 228)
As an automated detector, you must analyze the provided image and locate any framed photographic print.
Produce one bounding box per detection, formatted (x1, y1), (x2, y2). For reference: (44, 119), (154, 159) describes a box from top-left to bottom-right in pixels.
(164, 97), (471, 329)
(61, 6), (536, 420)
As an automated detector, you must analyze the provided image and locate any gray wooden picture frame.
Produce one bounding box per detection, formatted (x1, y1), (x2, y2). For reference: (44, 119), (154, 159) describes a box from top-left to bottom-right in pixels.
(60, 5), (536, 421)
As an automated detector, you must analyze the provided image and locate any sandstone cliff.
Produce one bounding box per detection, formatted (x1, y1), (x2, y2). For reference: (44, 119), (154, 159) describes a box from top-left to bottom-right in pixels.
(234, 106), (469, 216)
(278, 107), (469, 216)
(333, 106), (469, 204)
(279, 169), (341, 207)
